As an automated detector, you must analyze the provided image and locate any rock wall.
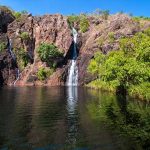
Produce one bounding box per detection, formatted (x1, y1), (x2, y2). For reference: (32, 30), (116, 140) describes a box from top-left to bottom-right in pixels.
(0, 9), (150, 86)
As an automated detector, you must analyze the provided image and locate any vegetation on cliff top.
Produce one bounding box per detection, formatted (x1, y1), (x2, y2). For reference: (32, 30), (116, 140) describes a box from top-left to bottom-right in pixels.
(88, 28), (150, 101)
(67, 14), (90, 33)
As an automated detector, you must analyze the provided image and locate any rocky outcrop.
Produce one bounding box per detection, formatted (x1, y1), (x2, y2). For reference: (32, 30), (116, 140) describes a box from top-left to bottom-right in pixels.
(0, 6), (15, 33)
(77, 14), (142, 84)
(0, 7), (16, 86)
(9, 14), (72, 86)
(0, 10), (150, 86)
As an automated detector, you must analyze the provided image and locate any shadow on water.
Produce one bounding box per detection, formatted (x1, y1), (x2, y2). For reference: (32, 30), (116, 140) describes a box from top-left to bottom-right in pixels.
(0, 87), (149, 150)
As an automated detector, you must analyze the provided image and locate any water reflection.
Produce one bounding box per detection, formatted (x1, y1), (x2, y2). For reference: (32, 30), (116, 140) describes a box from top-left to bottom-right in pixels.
(0, 87), (149, 150)
(87, 89), (150, 149)
(66, 86), (78, 147)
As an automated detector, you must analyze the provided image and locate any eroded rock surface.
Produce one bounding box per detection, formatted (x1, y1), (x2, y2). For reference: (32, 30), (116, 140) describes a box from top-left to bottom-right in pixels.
(0, 11), (150, 86)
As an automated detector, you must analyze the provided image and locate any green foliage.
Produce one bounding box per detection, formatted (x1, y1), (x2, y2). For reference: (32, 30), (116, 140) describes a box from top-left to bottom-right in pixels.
(14, 48), (30, 70)
(133, 16), (150, 22)
(92, 9), (110, 20)
(88, 52), (105, 78)
(37, 67), (54, 81)
(13, 10), (28, 21)
(67, 15), (80, 27)
(88, 28), (150, 100)
(97, 37), (104, 47)
(87, 79), (117, 92)
(13, 12), (22, 20)
(87, 91), (150, 149)
(20, 32), (30, 40)
(101, 10), (110, 20)
(0, 42), (6, 52)
(108, 32), (115, 43)
(37, 43), (63, 67)
(67, 14), (89, 33)
(129, 83), (150, 101)
(79, 16), (90, 33)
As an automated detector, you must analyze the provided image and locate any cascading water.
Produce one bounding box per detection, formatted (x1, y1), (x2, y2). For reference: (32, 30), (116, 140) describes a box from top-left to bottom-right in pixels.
(13, 69), (20, 85)
(8, 39), (20, 85)
(8, 39), (16, 61)
(67, 28), (78, 86)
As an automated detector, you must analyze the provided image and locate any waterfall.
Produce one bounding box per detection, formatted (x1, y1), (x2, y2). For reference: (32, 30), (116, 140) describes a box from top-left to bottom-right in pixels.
(8, 39), (16, 60)
(8, 39), (20, 85)
(67, 28), (78, 86)
(13, 69), (20, 85)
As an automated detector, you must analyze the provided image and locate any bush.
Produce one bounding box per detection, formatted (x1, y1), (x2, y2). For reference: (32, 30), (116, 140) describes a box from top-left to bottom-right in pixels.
(37, 67), (54, 81)
(14, 48), (30, 70)
(19, 48), (30, 67)
(79, 16), (89, 33)
(101, 10), (110, 20)
(67, 15), (80, 27)
(13, 12), (22, 20)
(97, 37), (104, 47)
(108, 32), (115, 43)
(37, 43), (63, 67)
(129, 83), (150, 101)
(0, 42), (6, 52)
(20, 32), (30, 40)
(13, 10), (28, 21)
(67, 15), (89, 33)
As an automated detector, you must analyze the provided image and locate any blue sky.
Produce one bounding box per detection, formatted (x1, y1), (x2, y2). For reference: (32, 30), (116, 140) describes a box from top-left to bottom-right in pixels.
(0, 0), (150, 17)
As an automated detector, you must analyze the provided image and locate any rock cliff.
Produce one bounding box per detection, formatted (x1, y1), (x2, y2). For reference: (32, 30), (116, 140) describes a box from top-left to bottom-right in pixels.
(0, 7), (150, 86)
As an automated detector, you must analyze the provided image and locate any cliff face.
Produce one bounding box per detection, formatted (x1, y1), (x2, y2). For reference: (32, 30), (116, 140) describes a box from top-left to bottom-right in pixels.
(0, 8), (16, 86)
(78, 14), (141, 84)
(0, 8), (150, 86)
(6, 14), (72, 86)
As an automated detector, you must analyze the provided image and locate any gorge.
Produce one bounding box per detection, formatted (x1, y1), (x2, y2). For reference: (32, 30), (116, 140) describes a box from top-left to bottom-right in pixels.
(0, 6), (150, 99)
(0, 4), (150, 150)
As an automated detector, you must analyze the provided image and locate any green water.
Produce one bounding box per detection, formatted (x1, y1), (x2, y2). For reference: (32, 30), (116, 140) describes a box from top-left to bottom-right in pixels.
(0, 87), (149, 150)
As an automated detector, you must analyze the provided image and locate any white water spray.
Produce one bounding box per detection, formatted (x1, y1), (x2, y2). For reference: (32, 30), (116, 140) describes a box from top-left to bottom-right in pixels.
(67, 28), (78, 86)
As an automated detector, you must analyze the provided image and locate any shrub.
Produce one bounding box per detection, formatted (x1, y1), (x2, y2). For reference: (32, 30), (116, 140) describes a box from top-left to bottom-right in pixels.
(13, 12), (22, 21)
(129, 83), (150, 101)
(13, 10), (28, 21)
(0, 42), (6, 52)
(37, 43), (63, 67)
(108, 32), (115, 43)
(20, 32), (30, 40)
(97, 37), (104, 47)
(67, 15), (89, 33)
(19, 48), (30, 67)
(79, 16), (89, 33)
(14, 48), (30, 70)
(37, 67), (54, 81)
(93, 9), (110, 19)
(101, 10), (110, 20)
(67, 15), (80, 27)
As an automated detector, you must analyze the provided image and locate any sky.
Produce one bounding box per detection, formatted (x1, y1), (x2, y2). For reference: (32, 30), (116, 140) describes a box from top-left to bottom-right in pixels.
(0, 0), (150, 17)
